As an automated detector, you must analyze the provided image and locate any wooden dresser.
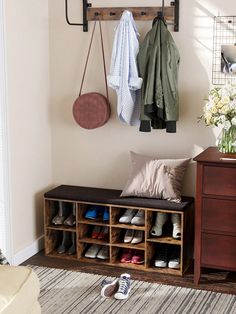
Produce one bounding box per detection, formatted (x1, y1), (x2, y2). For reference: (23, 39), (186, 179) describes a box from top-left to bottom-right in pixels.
(193, 147), (236, 284)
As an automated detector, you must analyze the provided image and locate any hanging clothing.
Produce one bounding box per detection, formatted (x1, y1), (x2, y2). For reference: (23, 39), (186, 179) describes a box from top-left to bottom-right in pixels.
(107, 10), (143, 125)
(137, 18), (180, 133)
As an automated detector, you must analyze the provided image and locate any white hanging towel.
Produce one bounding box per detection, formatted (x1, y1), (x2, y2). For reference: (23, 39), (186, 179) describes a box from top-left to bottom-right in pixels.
(107, 10), (143, 125)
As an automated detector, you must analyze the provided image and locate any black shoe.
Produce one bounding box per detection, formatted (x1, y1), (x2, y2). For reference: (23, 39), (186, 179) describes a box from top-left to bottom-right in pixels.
(168, 246), (180, 269)
(154, 246), (168, 268)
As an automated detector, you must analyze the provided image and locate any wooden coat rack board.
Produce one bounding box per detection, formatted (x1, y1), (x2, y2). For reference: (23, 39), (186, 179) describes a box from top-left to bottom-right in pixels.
(65, 0), (180, 32)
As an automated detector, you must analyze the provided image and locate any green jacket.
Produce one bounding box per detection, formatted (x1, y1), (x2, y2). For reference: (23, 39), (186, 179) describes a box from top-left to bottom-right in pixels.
(137, 19), (180, 132)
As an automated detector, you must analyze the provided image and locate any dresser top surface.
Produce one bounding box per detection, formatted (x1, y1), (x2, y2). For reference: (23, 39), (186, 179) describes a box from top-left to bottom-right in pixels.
(193, 147), (236, 165)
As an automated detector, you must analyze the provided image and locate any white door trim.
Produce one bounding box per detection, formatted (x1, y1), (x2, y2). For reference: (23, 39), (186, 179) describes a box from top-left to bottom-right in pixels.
(0, 0), (12, 263)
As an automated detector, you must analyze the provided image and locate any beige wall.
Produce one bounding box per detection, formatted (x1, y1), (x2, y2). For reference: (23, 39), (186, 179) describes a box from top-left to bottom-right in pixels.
(4, 0), (53, 255)
(4, 0), (236, 258)
(49, 0), (236, 197)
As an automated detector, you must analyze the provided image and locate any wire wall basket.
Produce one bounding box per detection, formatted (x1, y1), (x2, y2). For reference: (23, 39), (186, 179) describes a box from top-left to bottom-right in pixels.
(212, 16), (236, 85)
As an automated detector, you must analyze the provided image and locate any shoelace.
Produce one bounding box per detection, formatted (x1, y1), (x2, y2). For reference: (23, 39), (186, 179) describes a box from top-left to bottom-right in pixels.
(118, 278), (130, 295)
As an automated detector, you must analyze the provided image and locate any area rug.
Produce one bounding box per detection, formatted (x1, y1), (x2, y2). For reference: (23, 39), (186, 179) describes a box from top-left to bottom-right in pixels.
(31, 265), (236, 314)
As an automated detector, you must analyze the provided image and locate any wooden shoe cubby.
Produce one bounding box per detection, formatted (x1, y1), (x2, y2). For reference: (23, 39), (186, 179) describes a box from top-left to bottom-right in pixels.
(44, 185), (194, 276)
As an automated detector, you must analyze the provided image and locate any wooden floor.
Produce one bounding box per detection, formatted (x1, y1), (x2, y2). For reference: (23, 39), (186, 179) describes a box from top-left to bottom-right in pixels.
(23, 250), (236, 295)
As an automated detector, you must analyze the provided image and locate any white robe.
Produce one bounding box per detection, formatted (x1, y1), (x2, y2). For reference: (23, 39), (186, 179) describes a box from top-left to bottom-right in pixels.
(107, 10), (143, 125)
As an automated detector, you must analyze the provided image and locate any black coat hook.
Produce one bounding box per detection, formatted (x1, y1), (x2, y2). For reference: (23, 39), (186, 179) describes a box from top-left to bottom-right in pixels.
(156, 0), (165, 20)
(159, 0), (165, 17)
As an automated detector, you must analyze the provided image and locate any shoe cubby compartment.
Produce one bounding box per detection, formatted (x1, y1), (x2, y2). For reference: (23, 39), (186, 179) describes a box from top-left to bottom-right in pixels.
(78, 203), (110, 225)
(45, 229), (77, 259)
(146, 242), (182, 275)
(45, 200), (59, 226)
(111, 206), (146, 229)
(78, 223), (110, 244)
(146, 210), (182, 245)
(111, 246), (146, 269)
(80, 242), (110, 263)
(111, 227), (145, 250)
(44, 186), (194, 276)
(45, 200), (77, 231)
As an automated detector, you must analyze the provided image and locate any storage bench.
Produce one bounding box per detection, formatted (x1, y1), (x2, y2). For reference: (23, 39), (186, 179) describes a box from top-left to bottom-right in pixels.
(44, 185), (194, 276)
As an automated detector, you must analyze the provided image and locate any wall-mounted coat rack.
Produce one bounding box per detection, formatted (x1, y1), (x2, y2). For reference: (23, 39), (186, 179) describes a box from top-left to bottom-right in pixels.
(65, 0), (180, 32)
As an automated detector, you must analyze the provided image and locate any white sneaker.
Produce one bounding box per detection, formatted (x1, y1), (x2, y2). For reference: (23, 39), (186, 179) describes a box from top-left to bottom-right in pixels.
(124, 229), (134, 243)
(131, 210), (145, 226)
(168, 257), (180, 269)
(101, 279), (119, 298)
(84, 244), (100, 258)
(97, 246), (109, 260)
(119, 209), (137, 224)
(131, 230), (143, 244)
(114, 273), (131, 300)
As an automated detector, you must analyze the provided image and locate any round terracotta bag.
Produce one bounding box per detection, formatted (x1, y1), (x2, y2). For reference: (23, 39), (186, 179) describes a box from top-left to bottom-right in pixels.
(73, 92), (110, 129)
(73, 21), (110, 129)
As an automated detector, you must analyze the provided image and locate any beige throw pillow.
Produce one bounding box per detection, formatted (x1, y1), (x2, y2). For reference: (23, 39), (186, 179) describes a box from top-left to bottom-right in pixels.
(121, 152), (191, 202)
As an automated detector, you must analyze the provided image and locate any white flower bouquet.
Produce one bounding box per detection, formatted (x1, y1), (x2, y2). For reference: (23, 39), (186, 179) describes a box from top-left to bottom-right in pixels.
(200, 84), (236, 153)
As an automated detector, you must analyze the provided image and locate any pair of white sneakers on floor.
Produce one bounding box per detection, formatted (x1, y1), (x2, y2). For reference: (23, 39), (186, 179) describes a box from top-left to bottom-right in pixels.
(101, 273), (131, 300)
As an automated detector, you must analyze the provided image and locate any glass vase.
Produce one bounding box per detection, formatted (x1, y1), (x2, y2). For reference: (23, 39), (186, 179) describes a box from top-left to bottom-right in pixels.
(217, 126), (236, 153)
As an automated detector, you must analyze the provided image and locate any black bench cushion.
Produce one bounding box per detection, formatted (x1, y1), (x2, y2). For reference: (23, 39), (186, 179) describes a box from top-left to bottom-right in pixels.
(44, 185), (194, 212)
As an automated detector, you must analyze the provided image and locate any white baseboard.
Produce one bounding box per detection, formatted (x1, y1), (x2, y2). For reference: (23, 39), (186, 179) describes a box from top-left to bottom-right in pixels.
(13, 236), (45, 265)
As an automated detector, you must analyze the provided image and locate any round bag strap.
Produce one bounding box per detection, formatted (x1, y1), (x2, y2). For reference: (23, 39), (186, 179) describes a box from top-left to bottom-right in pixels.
(79, 21), (109, 101)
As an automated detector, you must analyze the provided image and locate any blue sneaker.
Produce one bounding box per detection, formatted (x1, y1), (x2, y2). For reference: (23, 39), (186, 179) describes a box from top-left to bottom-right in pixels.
(85, 206), (101, 219)
(114, 273), (131, 300)
(103, 208), (109, 221)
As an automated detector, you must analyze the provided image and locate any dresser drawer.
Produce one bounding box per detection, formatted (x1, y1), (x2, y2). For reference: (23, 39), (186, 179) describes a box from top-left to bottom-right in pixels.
(201, 233), (236, 270)
(202, 198), (236, 234)
(203, 166), (236, 197)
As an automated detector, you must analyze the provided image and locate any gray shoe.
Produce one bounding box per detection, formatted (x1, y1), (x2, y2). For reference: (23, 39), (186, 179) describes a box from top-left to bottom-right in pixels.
(64, 214), (76, 226)
(52, 214), (65, 225)
(97, 246), (109, 260)
(67, 243), (76, 255)
(57, 231), (71, 254)
(131, 210), (145, 226)
(84, 244), (100, 258)
(101, 279), (119, 298)
(67, 233), (76, 255)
